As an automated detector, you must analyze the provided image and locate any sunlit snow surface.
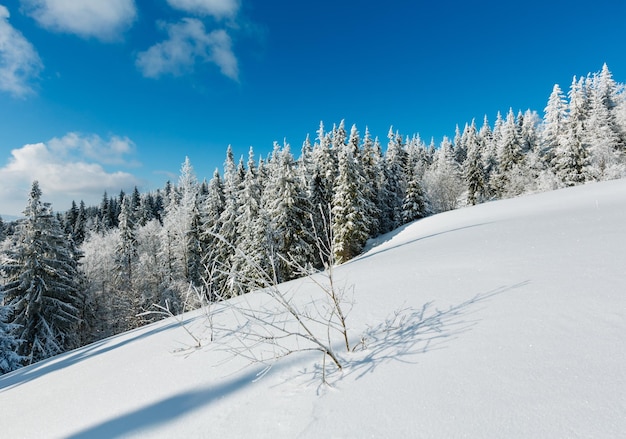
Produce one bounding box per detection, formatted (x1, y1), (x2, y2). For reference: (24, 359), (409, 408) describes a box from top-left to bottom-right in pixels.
(2, 179), (625, 438)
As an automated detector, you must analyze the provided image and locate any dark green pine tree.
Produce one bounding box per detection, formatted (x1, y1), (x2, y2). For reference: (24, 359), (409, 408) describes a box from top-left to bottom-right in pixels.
(97, 191), (112, 232)
(1, 182), (84, 364)
(130, 186), (142, 221)
(64, 201), (79, 236)
(73, 201), (87, 245)
(149, 192), (161, 222)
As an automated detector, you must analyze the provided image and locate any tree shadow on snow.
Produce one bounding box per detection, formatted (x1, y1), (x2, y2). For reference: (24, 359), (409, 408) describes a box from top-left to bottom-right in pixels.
(0, 312), (213, 393)
(64, 367), (264, 439)
(314, 281), (530, 384)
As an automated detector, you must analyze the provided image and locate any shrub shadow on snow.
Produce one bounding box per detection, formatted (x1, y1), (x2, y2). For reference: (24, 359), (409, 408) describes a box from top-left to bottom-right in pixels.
(315, 281), (530, 384)
(0, 312), (211, 393)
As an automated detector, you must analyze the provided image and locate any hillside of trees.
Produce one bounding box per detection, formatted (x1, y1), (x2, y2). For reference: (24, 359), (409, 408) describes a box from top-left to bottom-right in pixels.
(1, 64), (625, 374)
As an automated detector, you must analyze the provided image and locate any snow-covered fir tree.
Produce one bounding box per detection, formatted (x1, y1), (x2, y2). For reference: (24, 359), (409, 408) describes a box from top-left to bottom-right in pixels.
(160, 157), (202, 289)
(297, 134), (315, 200)
(402, 169), (429, 223)
(492, 109), (526, 197)
(478, 115), (496, 199)
(463, 119), (487, 205)
(232, 147), (267, 293)
(518, 110), (540, 155)
(332, 126), (371, 263)
(585, 65), (626, 178)
(199, 169), (225, 300)
(0, 294), (23, 374)
(310, 122), (338, 238)
(1, 182), (84, 364)
(73, 201), (87, 245)
(110, 196), (148, 331)
(360, 127), (382, 236)
(553, 121), (592, 187)
(379, 128), (408, 232)
(129, 187), (142, 224)
(261, 142), (314, 283)
(186, 199), (204, 288)
(346, 126), (380, 238)
(97, 192), (112, 232)
(215, 146), (243, 296)
(453, 124), (466, 164)
(64, 201), (79, 238)
(552, 76), (593, 186)
(541, 84), (568, 166)
(115, 196), (137, 290)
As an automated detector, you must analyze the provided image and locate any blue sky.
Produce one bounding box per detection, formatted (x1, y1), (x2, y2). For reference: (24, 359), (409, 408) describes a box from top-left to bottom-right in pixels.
(0, 0), (625, 217)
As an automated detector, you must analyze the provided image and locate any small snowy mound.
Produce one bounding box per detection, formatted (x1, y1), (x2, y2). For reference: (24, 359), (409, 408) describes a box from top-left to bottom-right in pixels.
(2, 179), (625, 438)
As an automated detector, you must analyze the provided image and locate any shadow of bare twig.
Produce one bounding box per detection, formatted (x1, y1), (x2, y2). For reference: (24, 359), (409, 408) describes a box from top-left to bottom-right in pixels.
(309, 281), (530, 385)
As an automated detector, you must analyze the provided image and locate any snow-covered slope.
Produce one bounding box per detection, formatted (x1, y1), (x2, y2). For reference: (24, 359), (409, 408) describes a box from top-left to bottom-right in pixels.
(2, 179), (625, 438)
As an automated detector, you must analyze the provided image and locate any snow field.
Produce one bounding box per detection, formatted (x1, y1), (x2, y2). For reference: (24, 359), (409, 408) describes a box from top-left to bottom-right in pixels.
(1, 179), (625, 438)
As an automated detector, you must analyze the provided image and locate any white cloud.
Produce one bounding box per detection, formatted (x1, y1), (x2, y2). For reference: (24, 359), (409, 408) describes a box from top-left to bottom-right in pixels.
(47, 132), (140, 166)
(166, 0), (240, 19)
(0, 133), (143, 216)
(20, 0), (137, 41)
(0, 5), (43, 97)
(136, 19), (238, 80)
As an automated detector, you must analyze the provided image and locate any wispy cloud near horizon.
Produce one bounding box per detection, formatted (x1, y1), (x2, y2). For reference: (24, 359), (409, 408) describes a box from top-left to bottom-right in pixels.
(0, 133), (144, 216)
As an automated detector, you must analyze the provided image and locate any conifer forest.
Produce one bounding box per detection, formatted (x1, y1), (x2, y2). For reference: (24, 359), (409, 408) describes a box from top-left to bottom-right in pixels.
(1, 64), (625, 374)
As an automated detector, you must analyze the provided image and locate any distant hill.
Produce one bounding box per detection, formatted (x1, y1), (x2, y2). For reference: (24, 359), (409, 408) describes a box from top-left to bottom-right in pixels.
(0, 214), (20, 222)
